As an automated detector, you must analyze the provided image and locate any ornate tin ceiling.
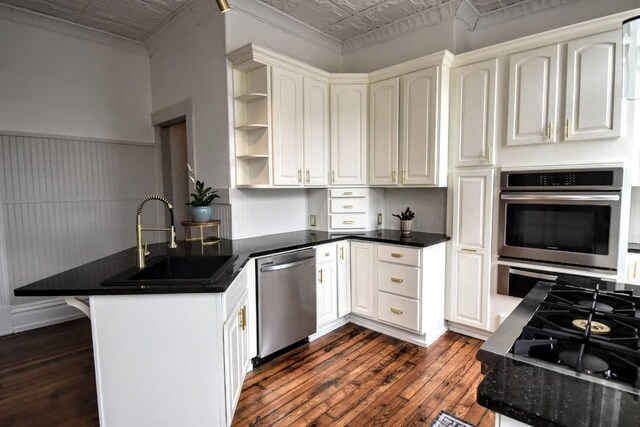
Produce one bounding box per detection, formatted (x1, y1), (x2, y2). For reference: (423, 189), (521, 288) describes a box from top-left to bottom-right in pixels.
(3, 0), (190, 40)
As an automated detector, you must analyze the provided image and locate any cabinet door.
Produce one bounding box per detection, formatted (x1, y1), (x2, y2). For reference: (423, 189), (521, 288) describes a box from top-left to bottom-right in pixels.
(331, 84), (368, 186)
(565, 31), (621, 141)
(272, 66), (304, 186)
(626, 253), (640, 285)
(369, 77), (399, 186)
(452, 59), (498, 167)
(317, 260), (338, 327)
(506, 45), (560, 146)
(223, 291), (249, 424)
(400, 67), (438, 185)
(448, 169), (494, 331)
(350, 241), (376, 318)
(337, 241), (351, 317)
(304, 77), (330, 186)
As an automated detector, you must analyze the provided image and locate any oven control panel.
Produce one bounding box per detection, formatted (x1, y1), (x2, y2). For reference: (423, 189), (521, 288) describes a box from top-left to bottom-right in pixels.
(502, 168), (622, 191)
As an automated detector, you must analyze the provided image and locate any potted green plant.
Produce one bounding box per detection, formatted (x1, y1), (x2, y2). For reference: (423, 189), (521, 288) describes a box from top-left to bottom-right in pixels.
(186, 164), (220, 222)
(393, 207), (415, 236)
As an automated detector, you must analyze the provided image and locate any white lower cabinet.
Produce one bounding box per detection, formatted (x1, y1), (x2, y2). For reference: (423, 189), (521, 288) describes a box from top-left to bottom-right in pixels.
(316, 244), (338, 327)
(447, 168), (494, 332)
(350, 241), (376, 318)
(223, 289), (250, 424)
(337, 241), (351, 317)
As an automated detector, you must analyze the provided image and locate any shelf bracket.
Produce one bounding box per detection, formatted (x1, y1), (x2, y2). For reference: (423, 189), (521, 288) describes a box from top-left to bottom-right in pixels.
(63, 296), (91, 319)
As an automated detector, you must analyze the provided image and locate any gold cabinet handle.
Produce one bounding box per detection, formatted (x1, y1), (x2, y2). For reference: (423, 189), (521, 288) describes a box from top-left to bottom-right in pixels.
(461, 248), (477, 253)
(565, 119), (569, 139)
(402, 170), (407, 183)
(391, 277), (404, 283)
(546, 121), (551, 138)
(339, 246), (344, 261)
(390, 308), (403, 315)
(343, 191), (353, 195)
(239, 305), (247, 330)
(298, 169), (302, 183)
(392, 170), (397, 183)
(306, 170), (310, 184)
(318, 269), (323, 284)
(343, 204), (353, 209)
(325, 252), (331, 257)
(343, 220), (354, 224)
(391, 253), (403, 258)
(332, 170), (335, 183)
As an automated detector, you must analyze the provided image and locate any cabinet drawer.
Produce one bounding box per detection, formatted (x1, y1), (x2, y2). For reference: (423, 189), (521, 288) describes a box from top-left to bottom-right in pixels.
(330, 188), (366, 198)
(330, 198), (367, 213)
(330, 213), (367, 229)
(377, 263), (420, 299)
(377, 244), (421, 267)
(315, 244), (337, 262)
(377, 291), (420, 332)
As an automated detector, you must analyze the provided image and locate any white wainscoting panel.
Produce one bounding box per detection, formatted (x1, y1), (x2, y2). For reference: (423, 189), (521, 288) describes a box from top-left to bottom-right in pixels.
(0, 134), (158, 313)
(211, 203), (232, 239)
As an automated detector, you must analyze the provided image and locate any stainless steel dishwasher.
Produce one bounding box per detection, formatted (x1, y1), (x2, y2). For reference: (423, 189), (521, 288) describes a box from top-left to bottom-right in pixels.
(256, 248), (316, 363)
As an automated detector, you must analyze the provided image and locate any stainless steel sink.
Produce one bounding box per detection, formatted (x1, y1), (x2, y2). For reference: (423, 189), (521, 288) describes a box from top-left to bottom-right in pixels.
(102, 255), (236, 286)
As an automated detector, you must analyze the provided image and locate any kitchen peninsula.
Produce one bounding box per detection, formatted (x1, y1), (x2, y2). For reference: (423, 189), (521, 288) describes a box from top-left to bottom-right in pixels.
(14, 230), (449, 427)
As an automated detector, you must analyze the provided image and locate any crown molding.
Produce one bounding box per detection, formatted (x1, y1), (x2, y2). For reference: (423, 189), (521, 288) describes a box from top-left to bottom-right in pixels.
(369, 50), (454, 83)
(452, 7), (640, 67)
(0, 2), (147, 55)
(228, 0), (343, 55)
(342, 0), (461, 54)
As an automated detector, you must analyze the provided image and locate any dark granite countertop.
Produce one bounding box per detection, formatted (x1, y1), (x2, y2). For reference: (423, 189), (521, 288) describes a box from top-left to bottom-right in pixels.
(478, 357), (640, 427)
(477, 277), (640, 427)
(13, 229), (449, 297)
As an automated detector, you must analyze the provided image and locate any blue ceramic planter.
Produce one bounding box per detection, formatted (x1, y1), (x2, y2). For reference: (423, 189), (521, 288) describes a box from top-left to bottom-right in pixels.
(188, 205), (212, 222)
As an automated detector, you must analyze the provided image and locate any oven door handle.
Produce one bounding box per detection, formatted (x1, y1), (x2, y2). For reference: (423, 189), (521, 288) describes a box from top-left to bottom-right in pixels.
(500, 194), (620, 201)
(509, 268), (558, 281)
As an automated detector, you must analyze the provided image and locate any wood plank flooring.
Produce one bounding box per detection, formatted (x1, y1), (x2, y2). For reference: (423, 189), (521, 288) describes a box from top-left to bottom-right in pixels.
(232, 323), (494, 427)
(0, 320), (493, 426)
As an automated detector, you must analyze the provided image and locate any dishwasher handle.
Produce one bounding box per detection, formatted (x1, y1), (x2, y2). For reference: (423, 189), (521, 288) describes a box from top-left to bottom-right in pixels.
(260, 256), (315, 272)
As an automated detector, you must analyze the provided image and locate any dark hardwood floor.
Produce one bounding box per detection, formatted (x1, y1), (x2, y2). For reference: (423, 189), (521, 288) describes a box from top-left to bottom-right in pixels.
(232, 324), (494, 427)
(0, 320), (493, 427)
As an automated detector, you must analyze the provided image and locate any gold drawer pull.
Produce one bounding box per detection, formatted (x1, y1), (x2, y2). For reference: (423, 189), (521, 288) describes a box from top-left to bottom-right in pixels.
(343, 191), (353, 195)
(391, 253), (404, 258)
(390, 308), (403, 315)
(391, 277), (404, 283)
(343, 220), (354, 224)
(343, 204), (353, 209)
(461, 248), (477, 253)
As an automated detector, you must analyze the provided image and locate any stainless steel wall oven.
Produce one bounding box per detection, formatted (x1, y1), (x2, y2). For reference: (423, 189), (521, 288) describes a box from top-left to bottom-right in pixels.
(498, 168), (622, 271)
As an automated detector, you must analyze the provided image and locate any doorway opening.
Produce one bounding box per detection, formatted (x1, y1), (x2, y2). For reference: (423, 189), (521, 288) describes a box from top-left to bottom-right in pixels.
(159, 118), (189, 240)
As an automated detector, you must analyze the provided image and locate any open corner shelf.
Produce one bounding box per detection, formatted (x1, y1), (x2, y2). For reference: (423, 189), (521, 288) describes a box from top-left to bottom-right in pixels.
(235, 124), (269, 131)
(234, 93), (268, 102)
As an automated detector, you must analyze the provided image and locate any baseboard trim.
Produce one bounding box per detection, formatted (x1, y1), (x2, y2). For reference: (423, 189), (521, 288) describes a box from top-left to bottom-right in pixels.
(348, 314), (437, 347)
(11, 298), (88, 333)
(446, 321), (492, 341)
(309, 317), (350, 341)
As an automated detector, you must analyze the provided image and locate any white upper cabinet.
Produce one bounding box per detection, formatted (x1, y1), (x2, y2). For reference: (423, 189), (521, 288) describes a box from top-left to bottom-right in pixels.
(271, 66), (304, 186)
(369, 77), (400, 186)
(506, 44), (560, 146)
(331, 84), (368, 186)
(304, 77), (330, 186)
(451, 59), (498, 167)
(564, 30), (621, 141)
(401, 67), (441, 185)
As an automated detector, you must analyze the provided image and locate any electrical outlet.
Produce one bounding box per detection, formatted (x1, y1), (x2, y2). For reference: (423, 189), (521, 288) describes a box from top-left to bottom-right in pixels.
(377, 213), (383, 225)
(310, 214), (317, 227)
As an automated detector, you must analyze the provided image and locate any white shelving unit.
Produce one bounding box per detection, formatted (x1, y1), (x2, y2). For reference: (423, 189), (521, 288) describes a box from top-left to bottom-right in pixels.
(232, 64), (272, 187)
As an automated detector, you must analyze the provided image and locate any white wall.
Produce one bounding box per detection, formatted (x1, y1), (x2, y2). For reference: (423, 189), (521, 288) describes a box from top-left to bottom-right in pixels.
(147, 0), (230, 191)
(0, 5), (153, 143)
(225, 1), (342, 72)
(455, 0), (640, 54)
(383, 188), (448, 234)
(229, 189), (308, 239)
(0, 6), (157, 335)
(342, 20), (455, 73)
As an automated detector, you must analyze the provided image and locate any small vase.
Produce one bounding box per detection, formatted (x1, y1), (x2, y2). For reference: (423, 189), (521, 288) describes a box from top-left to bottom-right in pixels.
(400, 219), (413, 236)
(188, 205), (212, 222)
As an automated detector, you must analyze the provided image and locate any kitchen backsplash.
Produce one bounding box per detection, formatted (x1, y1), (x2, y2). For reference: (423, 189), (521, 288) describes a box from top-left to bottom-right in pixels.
(382, 187), (447, 234)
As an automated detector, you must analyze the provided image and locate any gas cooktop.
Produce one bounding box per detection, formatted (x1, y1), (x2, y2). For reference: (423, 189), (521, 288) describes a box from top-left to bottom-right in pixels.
(509, 277), (640, 393)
